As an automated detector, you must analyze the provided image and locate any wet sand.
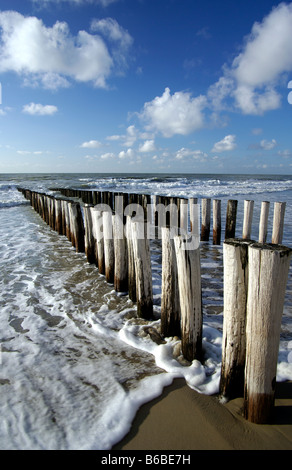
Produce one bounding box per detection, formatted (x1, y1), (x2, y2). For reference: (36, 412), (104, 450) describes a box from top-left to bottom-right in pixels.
(113, 379), (292, 450)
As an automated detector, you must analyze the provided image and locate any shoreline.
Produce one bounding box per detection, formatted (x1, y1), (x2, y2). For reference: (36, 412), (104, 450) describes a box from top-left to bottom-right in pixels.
(113, 379), (292, 450)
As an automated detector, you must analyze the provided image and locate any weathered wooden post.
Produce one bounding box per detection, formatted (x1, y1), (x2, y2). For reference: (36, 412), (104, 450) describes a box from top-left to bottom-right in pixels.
(220, 238), (252, 401)
(201, 198), (211, 241)
(91, 207), (104, 273)
(161, 227), (181, 338)
(83, 204), (96, 264)
(61, 200), (67, 236)
(131, 219), (153, 319)
(213, 199), (221, 245)
(242, 200), (254, 240)
(244, 243), (292, 424)
(103, 210), (115, 284)
(258, 201), (270, 244)
(126, 216), (136, 302)
(189, 198), (198, 235)
(272, 202), (286, 244)
(174, 235), (202, 362)
(113, 195), (128, 292)
(54, 198), (63, 235)
(225, 199), (238, 239)
(68, 202), (85, 253)
(180, 198), (188, 235)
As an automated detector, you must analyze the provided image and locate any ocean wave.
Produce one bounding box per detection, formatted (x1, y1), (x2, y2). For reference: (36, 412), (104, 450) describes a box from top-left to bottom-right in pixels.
(0, 200), (30, 209)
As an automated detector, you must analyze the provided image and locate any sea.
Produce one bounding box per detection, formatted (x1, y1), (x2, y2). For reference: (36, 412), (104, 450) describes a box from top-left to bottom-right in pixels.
(0, 173), (292, 450)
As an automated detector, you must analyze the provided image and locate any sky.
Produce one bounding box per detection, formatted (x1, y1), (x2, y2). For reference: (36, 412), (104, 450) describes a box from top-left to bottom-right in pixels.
(0, 0), (292, 174)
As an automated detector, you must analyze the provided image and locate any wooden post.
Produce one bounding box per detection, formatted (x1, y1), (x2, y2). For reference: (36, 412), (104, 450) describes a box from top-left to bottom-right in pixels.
(68, 202), (85, 253)
(213, 199), (221, 245)
(113, 211), (128, 293)
(272, 202), (286, 244)
(126, 216), (136, 302)
(54, 198), (63, 235)
(242, 200), (254, 240)
(103, 211), (115, 284)
(180, 198), (188, 235)
(61, 200), (67, 236)
(244, 243), (292, 424)
(220, 239), (252, 401)
(258, 201), (270, 244)
(91, 208), (105, 273)
(161, 227), (181, 338)
(131, 219), (153, 319)
(189, 198), (199, 235)
(174, 235), (202, 362)
(201, 198), (211, 241)
(225, 199), (238, 239)
(83, 204), (96, 264)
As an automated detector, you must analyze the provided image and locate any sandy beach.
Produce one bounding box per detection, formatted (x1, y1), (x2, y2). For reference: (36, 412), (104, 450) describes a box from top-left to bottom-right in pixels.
(113, 379), (292, 450)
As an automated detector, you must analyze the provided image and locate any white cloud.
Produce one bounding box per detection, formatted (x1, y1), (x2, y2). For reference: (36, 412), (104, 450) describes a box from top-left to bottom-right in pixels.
(139, 140), (156, 153)
(175, 147), (207, 161)
(22, 102), (58, 115)
(80, 140), (102, 148)
(278, 149), (292, 158)
(108, 125), (138, 146)
(211, 135), (236, 153)
(260, 139), (277, 150)
(118, 148), (135, 159)
(0, 11), (132, 90)
(91, 18), (133, 72)
(139, 87), (207, 137)
(208, 3), (292, 115)
(100, 152), (115, 159)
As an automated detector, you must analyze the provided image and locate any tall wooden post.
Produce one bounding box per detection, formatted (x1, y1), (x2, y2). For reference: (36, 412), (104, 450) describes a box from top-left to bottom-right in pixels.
(126, 216), (136, 302)
(225, 199), (238, 239)
(174, 235), (202, 362)
(91, 208), (105, 274)
(201, 198), (211, 241)
(113, 210), (128, 293)
(180, 198), (188, 235)
(131, 219), (153, 319)
(83, 204), (96, 264)
(189, 198), (199, 236)
(103, 211), (115, 284)
(213, 199), (221, 245)
(242, 200), (254, 240)
(258, 201), (270, 244)
(220, 239), (252, 401)
(161, 227), (180, 338)
(272, 202), (286, 244)
(244, 243), (292, 424)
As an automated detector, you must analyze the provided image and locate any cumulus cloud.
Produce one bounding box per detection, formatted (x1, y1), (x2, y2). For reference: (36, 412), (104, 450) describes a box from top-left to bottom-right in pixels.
(0, 11), (132, 89)
(100, 152), (115, 159)
(260, 139), (277, 150)
(139, 140), (156, 152)
(22, 102), (58, 115)
(80, 140), (102, 148)
(139, 87), (207, 137)
(175, 147), (207, 161)
(211, 135), (236, 153)
(208, 3), (292, 115)
(118, 148), (135, 159)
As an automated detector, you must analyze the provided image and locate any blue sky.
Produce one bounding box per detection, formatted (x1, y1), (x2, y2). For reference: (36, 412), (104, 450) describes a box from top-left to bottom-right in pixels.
(0, 0), (292, 174)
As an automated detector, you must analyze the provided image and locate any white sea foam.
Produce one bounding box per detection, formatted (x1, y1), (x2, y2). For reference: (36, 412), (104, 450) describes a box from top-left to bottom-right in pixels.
(0, 174), (291, 450)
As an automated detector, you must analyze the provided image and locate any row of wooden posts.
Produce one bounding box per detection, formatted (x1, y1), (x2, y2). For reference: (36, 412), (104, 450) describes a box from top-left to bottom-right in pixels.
(18, 187), (291, 424)
(52, 187), (287, 245)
